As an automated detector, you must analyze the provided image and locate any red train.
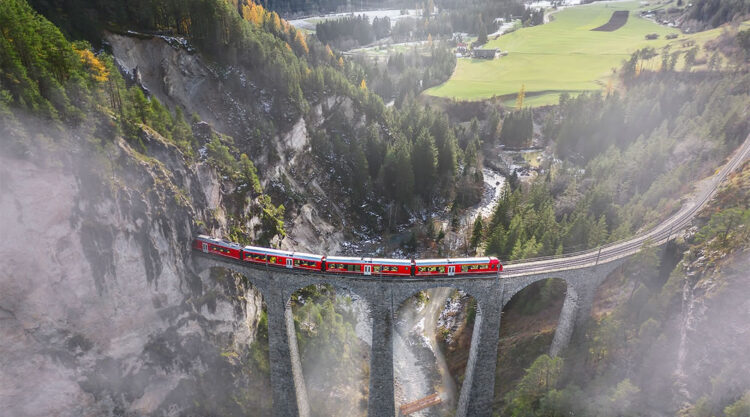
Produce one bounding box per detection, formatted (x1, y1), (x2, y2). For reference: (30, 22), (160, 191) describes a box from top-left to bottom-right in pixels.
(193, 235), (502, 277)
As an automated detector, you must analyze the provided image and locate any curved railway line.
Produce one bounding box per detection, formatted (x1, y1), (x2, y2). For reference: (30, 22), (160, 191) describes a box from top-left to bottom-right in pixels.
(504, 134), (750, 277)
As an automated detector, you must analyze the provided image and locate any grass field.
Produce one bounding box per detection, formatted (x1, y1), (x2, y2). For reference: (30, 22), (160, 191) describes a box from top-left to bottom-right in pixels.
(425, 0), (682, 104)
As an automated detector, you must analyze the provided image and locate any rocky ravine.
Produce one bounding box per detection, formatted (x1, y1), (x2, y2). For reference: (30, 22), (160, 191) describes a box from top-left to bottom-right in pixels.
(0, 127), (270, 416)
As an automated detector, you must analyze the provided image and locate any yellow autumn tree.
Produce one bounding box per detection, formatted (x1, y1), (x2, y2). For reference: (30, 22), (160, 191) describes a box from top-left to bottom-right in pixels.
(606, 77), (614, 96)
(325, 45), (335, 59)
(242, 2), (264, 26)
(75, 48), (109, 82)
(294, 30), (309, 54)
(270, 12), (282, 34)
(338, 56), (344, 68)
(515, 84), (526, 109)
(360, 79), (367, 90)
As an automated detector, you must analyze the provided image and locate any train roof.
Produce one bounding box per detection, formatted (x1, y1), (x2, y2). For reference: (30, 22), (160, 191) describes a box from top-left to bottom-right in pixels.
(325, 256), (412, 265)
(243, 246), (323, 261)
(244, 245), (291, 256)
(196, 235), (241, 248)
(292, 252), (324, 261)
(414, 257), (491, 265)
(371, 258), (412, 265)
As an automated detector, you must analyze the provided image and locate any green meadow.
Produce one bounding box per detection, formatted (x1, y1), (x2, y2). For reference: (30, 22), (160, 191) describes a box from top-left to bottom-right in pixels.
(425, 0), (681, 104)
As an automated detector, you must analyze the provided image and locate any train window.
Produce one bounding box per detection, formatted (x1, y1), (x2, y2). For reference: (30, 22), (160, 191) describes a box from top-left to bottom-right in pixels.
(270, 257), (276, 263)
(439, 267), (445, 273)
(374, 266), (381, 272)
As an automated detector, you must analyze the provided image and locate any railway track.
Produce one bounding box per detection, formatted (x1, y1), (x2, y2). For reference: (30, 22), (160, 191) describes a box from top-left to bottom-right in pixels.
(504, 134), (750, 277)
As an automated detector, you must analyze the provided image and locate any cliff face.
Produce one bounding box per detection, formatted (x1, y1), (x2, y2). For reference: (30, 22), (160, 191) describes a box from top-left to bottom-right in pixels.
(0, 128), (270, 416)
(670, 248), (750, 412)
(106, 32), (348, 254)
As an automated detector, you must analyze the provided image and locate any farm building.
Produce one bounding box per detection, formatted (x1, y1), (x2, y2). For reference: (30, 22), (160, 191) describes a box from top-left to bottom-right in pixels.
(473, 48), (499, 59)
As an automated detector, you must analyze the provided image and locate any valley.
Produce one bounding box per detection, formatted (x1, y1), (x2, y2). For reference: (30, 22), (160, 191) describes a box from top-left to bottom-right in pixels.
(1, 0), (749, 416)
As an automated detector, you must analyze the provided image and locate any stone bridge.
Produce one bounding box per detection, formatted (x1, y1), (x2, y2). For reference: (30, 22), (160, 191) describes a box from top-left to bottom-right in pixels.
(192, 255), (625, 417)
(191, 136), (750, 417)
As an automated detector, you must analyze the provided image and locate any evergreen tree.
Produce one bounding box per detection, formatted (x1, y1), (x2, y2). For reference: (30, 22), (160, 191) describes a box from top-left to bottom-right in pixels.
(382, 139), (414, 205)
(411, 128), (438, 200)
(364, 123), (386, 179)
(478, 21), (488, 45)
(470, 216), (484, 249)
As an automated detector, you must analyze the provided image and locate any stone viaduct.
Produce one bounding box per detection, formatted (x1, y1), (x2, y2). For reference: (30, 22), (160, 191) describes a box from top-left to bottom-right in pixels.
(191, 136), (750, 417)
(192, 254), (627, 417)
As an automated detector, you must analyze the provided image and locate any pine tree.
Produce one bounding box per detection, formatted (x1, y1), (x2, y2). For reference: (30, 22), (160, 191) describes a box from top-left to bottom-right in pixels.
(470, 216), (484, 249)
(349, 141), (370, 205)
(411, 128), (438, 199)
(383, 139), (414, 205)
(478, 21), (488, 45)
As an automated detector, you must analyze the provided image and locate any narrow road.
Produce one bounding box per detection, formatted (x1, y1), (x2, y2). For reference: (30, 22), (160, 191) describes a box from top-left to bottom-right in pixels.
(503, 135), (750, 277)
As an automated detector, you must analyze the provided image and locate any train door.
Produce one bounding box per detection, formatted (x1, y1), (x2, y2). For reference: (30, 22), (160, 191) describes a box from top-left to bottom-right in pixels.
(202, 242), (208, 253)
(448, 266), (455, 276)
(286, 258), (293, 269)
(364, 265), (372, 276)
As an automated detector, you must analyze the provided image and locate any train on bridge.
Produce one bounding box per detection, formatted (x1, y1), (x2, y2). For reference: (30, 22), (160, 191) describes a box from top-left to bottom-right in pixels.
(193, 235), (503, 277)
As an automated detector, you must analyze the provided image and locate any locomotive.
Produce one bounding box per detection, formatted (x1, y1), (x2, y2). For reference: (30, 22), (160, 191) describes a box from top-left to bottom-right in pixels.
(193, 235), (502, 277)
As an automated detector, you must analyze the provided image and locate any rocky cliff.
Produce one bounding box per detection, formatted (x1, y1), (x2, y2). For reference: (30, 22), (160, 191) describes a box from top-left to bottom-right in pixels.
(106, 32), (348, 254)
(0, 125), (271, 416)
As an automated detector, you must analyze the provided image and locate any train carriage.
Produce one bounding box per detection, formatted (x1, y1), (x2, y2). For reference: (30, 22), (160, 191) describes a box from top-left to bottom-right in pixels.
(453, 257), (501, 275)
(324, 256), (414, 276)
(193, 235), (242, 260)
(293, 252), (325, 271)
(371, 258), (413, 277)
(324, 255), (369, 275)
(242, 245), (325, 271)
(414, 258), (454, 276)
(414, 257), (501, 277)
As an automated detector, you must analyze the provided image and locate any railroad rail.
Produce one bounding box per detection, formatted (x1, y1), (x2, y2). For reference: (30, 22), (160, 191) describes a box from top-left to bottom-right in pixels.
(505, 135), (750, 277)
